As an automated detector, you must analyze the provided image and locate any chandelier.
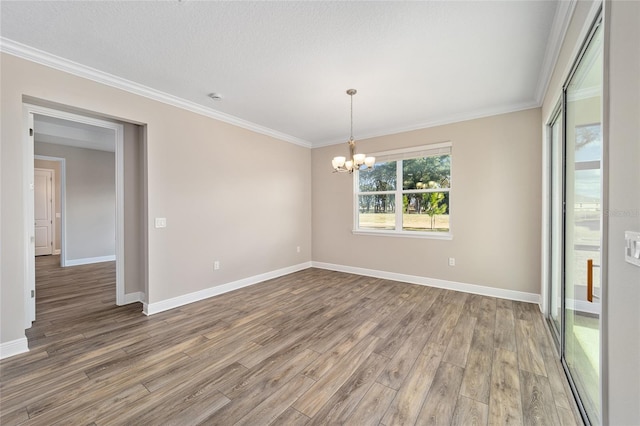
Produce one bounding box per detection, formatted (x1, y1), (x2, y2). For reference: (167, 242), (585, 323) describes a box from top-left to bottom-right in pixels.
(331, 89), (375, 173)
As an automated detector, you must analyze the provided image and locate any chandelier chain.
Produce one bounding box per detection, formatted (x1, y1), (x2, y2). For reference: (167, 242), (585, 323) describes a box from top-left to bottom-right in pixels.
(350, 92), (354, 141)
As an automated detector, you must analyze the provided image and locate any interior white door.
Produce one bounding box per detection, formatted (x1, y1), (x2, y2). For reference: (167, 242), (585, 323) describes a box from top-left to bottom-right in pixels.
(34, 168), (53, 256)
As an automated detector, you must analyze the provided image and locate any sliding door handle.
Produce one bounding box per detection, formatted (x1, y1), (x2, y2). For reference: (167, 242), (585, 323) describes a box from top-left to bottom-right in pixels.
(587, 259), (600, 302)
(587, 259), (593, 302)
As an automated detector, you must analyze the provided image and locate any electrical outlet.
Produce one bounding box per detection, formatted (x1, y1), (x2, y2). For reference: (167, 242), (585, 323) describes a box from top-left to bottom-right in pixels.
(214, 260), (220, 270)
(625, 231), (640, 267)
(296, 246), (301, 253)
(448, 257), (455, 266)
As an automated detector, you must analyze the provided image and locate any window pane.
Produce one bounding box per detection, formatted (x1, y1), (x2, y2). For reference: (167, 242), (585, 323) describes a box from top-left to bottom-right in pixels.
(403, 155), (451, 190)
(358, 194), (396, 230)
(359, 162), (396, 192)
(574, 124), (601, 163)
(402, 192), (450, 232)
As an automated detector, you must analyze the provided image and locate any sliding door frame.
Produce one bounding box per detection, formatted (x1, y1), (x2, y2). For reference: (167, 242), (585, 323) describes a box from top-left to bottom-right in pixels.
(545, 99), (564, 350)
(544, 3), (608, 424)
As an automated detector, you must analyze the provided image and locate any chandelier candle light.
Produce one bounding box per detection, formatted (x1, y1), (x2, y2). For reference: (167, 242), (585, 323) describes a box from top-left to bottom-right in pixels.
(331, 89), (375, 173)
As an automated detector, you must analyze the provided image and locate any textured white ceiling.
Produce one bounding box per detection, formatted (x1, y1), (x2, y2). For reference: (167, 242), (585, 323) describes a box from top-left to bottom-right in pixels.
(1, 1), (562, 147)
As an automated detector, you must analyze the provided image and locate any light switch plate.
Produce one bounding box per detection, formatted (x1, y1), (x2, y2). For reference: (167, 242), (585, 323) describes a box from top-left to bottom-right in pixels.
(624, 231), (640, 267)
(155, 217), (167, 228)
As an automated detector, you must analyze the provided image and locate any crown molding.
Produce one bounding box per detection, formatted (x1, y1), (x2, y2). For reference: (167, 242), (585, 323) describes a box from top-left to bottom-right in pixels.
(567, 85), (601, 102)
(313, 100), (540, 148)
(534, 0), (577, 105)
(0, 37), (312, 149)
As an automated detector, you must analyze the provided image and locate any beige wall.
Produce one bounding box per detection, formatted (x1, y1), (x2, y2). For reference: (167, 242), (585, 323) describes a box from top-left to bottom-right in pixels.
(33, 158), (61, 253)
(35, 143), (116, 261)
(312, 108), (542, 295)
(541, 0), (640, 422)
(1, 53), (312, 344)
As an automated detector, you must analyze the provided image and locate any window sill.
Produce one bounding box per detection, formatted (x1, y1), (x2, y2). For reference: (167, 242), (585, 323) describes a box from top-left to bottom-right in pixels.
(352, 229), (453, 240)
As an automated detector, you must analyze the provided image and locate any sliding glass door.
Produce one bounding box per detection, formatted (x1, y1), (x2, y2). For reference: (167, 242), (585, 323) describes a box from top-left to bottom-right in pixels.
(564, 19), (603, 424)
(548, 13), (603, 426)
(549, 106), (563, 344)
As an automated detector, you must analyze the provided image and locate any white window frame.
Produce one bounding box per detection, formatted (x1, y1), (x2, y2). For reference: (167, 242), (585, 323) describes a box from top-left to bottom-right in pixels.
(353, 142), (453, 240)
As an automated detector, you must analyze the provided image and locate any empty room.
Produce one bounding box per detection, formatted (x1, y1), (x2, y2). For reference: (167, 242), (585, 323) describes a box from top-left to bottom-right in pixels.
(1, 1), (638, 425)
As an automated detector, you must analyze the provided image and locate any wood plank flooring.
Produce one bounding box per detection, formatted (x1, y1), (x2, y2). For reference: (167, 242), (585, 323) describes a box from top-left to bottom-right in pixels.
(0, 255), (582, 425)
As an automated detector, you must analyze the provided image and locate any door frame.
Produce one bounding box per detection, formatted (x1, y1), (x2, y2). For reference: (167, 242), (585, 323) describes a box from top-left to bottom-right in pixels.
(23, 103), (126, 328)
(542, 97), (564, 348)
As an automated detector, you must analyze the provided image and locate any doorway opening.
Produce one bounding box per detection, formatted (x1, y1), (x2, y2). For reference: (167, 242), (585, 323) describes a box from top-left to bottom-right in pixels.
(24, 103), (126, 328)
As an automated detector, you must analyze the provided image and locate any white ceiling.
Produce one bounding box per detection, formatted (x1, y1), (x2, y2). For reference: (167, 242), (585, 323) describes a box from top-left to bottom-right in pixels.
(1, 1), (568, 148)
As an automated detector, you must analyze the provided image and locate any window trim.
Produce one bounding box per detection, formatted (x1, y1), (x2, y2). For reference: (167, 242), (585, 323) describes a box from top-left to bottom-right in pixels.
(353, 142), (453, 240)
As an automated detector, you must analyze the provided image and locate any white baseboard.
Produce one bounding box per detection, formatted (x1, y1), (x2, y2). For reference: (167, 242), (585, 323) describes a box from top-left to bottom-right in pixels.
(312, 261), (541, 305)
(65, 255), (116, 266)
(122, 291), (145, 305)
(142, 259), (540, 316)
(143, 261), (313, 316)
(0, 337), (29, 360)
